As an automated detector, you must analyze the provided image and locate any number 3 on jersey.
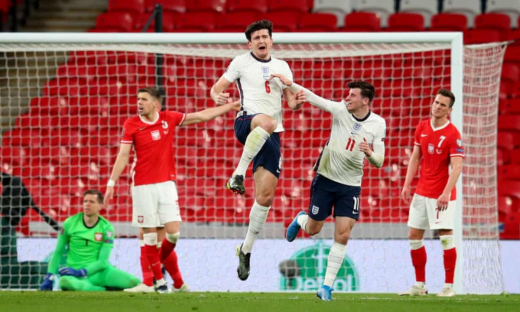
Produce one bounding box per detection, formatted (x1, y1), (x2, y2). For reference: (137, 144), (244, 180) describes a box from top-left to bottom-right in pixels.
(265, 81), (271, 93)
(346, 137), (356, 151)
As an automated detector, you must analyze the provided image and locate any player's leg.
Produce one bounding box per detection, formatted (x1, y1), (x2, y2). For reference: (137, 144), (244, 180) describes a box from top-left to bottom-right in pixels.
(286, 174), (333, 242)
(91, 265), (141, 290)
(431, 200), (457, 297)
(124, 228), (155, 293)
(399, 194), (429, 296)
(59, 275), (105, 291)
(158, 181), (187, 291)
(131, 184), (167, 290)
(228, 113), (275, 194)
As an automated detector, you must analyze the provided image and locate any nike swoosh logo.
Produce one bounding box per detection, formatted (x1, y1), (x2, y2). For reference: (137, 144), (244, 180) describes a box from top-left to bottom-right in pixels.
(139, 128), (146, 131)
(421, 134), (428, 137)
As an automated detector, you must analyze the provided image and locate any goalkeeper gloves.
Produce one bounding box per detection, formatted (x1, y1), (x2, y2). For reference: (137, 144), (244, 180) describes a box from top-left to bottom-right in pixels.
(59, 267), (87, 278)
(40, 273), (54, 291)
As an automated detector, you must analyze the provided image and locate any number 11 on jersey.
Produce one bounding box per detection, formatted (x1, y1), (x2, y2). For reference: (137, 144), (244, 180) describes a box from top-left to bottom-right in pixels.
(346, 137), (356, 151)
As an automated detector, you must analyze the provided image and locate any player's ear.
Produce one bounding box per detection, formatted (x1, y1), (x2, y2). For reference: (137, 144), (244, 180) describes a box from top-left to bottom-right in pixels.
(247, 41), (252, 49)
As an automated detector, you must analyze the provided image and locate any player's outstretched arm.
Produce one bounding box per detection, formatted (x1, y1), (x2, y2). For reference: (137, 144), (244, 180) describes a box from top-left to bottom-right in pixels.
(181, 101), (241, 126)
(104, 144), (132, 207)
(269, 73), (336, 113)
(41, 224), (69, 290)
(401, 146), (422, 204)
(210, 76), (233, 106)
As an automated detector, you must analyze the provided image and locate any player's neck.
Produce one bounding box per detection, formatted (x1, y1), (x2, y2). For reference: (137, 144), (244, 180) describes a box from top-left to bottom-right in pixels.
(251, 51), (271, 61)
(431, 116), (449, 129)
(352, 107), (370, 120)
(83, 214), (99, 227)
(141, 111), (159, 123)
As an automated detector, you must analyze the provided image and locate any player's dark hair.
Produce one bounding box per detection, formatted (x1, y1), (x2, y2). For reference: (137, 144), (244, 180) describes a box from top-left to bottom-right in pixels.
(84, 189), (103, 204)
(245, 19), (273, 42)
(138, 87), (162, 103)
(437, 88), (455, 107)
(347, 81), (376, 104)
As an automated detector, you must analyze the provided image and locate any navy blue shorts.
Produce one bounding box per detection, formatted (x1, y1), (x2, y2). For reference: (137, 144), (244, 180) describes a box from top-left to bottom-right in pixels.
(234, 113), (281, 179)
(308, 174), (361, 221)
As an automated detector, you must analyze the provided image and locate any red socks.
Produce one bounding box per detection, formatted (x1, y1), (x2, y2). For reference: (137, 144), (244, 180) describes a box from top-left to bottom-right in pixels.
(160, 237), (176, 261)
(411, 246), (427, 282)
(140, 246), (154, 286)
(162, 249), (184, 289)
(443, 247), (457, 284)
(144, 244), (164, 280)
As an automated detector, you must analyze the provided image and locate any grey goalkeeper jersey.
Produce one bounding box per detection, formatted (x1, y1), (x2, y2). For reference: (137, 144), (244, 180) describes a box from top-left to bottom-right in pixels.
(291, 84), (387, 186)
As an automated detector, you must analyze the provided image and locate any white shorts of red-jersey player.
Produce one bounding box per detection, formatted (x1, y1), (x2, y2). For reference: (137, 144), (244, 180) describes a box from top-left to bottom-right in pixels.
(131, 181), (182, 227)
(407, 194), (455, 230)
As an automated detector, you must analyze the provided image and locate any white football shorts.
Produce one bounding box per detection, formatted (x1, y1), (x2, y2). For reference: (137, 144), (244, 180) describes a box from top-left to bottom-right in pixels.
(407, 194), (456, 230)
(131, 181), (182, 227)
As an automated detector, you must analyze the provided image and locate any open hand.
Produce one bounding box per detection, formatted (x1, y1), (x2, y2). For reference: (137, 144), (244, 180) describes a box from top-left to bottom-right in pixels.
(269, 73), (292, 86)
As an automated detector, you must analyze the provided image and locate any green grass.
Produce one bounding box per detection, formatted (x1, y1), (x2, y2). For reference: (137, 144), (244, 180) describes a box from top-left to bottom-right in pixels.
(2, 291), (519, 312)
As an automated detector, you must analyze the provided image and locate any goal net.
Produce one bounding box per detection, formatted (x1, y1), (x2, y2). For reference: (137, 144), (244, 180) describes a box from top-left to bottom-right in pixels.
(0, 33), (505, 294)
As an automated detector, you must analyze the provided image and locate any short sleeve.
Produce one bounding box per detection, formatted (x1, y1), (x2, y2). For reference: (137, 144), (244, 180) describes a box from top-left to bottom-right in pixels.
(414, 121), (423, 146)
(121, 119), (133, 144)
(222, 56), (241, 83)
(166, 111), (186, 127)
(449, 130), (464, 158)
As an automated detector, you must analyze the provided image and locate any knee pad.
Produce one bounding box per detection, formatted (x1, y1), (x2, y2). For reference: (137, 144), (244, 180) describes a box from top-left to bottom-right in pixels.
(166, 232), (180, 244)
(409, 239), (424, 250)
(143, 232), (158, 246)
(440, 235), (455, 250)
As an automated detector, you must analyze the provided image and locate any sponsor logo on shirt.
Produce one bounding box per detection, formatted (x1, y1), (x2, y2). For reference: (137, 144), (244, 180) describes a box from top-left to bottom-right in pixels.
(312, 205), (319, 215)
(428, 143), (434, 154)
(151, 130), (161, 141)
(95, 232), (103, 242)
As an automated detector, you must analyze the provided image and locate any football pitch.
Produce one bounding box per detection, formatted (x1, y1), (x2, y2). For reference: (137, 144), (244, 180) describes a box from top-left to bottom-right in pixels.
(2, 292), (519, 312)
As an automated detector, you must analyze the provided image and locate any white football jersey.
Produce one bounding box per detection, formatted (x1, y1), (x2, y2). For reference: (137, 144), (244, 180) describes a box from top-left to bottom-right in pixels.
(223, 52), (293, 132)
(289, 85), (386, 186)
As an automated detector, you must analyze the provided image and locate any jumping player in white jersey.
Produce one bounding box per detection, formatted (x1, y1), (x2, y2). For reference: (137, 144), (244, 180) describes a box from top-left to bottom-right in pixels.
(104, 87), (240, 293)
(210, 20), (305, 281)
(271, 74), (386, 301)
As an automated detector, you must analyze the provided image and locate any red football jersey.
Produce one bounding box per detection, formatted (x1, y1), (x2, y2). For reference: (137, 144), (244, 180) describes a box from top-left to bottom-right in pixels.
(414, 119), (464, 200)
(121, 111), (185, 186)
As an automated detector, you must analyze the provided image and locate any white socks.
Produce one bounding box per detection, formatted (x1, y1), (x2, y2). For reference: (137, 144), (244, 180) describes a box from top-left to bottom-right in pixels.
(439, 235), (455, 250)
(324, 242), (346, 287)
(233, 127), (270, 177)
(241, 200), (270, 254)
(297, 214), (309, 234)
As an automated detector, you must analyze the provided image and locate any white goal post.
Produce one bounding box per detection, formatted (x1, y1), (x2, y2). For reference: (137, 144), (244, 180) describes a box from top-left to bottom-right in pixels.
(0, 32), (504, 294)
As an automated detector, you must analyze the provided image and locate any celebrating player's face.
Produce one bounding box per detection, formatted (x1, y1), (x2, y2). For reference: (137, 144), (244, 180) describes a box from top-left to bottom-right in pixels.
(431, 94), (452, 119)
(83, 194), (101, 217)
(248, 29), (273, 60)
(137, 92), (159, 118)
(345, 88), (366, 113)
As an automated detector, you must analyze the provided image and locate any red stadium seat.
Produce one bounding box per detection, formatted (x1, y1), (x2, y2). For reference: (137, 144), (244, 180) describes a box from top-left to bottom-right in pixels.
(29, 96), (69, 115)
(387, 13), (425, 31)
(430, 13), (467, 31)
(43, 78), (88, 97)
(263, 11), (301, 32)
(15, 112), (58, 132)
(226, 0), (267, 13)
(498, 115), (520, 132)
(2, 129), (49, 148)
(342, 12), (381, 32)
(498, 165), (520, 181)
(186, 0), (225, 13)
(88, 78), (126, 96)
(474, 13), (511, 40)
(135, 11), (177, 31)
(298, 13), (337, 32)
(0, 146), (29, 167)
(87, 129), (122, 147)
(145, 0), (186, 13)
(108, 0), (146, 13)
(498, 131), (516, 151)
(175, 12), (220, 32)
(95, 12), (134, 32)
(216, 11), (260, 32)
(268, 0), (311, 14)
(56, 63), (98, 82)
(464, 29), (501, 44)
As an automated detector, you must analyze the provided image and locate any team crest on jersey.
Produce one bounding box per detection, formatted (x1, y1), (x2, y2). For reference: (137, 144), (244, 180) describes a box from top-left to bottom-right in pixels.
(353, 123), (362, 132)
(138, 215), (144, 223)
(261, 66), (270, 79)
(94, 232), (103, 242)
(457, 139), (462, 146)
(151, 130), (161, 141)
(428, 144), (434, 154)
(312, 205), (319, 215)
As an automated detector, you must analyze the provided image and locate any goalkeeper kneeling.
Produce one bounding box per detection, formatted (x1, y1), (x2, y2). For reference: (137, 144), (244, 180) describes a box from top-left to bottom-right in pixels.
(40, 190), (140, 291)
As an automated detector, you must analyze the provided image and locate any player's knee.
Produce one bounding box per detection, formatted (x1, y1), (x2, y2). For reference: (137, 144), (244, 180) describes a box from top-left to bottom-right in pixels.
(256, 118), (277, 133)
(439, 235), (454, 250)
(306, 222), (322, 236)
(143, 232), (158, 246)
(166, 232), (180, 244)
(255, 193), (274, 207)
(335, 232), (350, 245)
(407, 229), (423, 240)
(409, 239), (424, 250)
